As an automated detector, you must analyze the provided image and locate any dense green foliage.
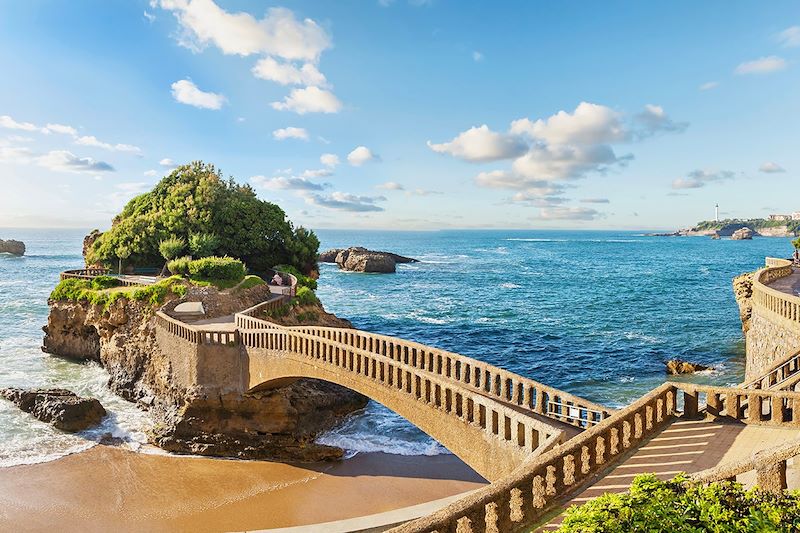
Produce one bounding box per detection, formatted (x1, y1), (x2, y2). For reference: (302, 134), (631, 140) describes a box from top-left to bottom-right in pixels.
(273, 264), (318, 290)
(167, 256), (192, 276)
(295, 286), (320, 306)
(189, 232), (220, 258)
(158, 237), (186, 261)
(694, 218), (800, 234)
(793, 237), (800, 250)
(187, 256), (245, 281)
(87, 161), (320, 274)
(558, 474), (800, 532)
(50, 276), (187, 309)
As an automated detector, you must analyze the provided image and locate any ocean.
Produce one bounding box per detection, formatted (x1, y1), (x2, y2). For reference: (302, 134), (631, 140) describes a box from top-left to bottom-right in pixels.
(0, 228), (792, 464)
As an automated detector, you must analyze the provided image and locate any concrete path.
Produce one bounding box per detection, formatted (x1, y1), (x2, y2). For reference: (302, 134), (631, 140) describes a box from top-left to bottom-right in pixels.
(538, 419), (800, 530)
(188, 314), (237, 332)
(767, 269), (800, 297)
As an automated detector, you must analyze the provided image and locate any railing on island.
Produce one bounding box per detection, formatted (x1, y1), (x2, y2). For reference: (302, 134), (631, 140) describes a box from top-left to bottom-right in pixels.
(751, 257), (800, 326)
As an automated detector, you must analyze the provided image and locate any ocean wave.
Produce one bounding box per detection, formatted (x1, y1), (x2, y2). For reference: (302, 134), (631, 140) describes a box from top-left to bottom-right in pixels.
(500, 282), (521, 289)
(505, 238), (568, 242)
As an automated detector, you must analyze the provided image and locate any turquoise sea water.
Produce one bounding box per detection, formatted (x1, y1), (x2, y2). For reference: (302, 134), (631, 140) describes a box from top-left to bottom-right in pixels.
(0, 228), (793, 462)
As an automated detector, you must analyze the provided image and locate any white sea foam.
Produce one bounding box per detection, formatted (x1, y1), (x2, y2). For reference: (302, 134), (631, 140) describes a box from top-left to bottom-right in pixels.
(500, 282), (521, 289)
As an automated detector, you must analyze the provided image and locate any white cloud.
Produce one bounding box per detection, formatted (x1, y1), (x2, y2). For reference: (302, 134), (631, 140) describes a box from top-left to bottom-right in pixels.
(143, 10), (156, 23)
(320, 153), (339, 167)
(580, 198), (610, 204)
(36, 150), (115, 173)
(472, 51), (484, 62)
(510, 102), (626, 145)
(44, 123), (78, 136)
(760, 162), (785, 173)
(170, 79), (226, 109)
(251, 175), (324, 191)
(303, 191), (386, 212)
(533, 206), (602, 221)
(155, 2), (331, 62)
(144, 169), (159, 177)
(75, 135), (142, 153)
(633, 104), (688, 138)
(301, 168), (332, 178)
(377, 181), (404, 190)
(735, 56), (787, 75)
(699, 81), (719, 91)
(777, 26), (800, 48)
(0, 115), (39, 132)
(347, 145), (376, 166)
(511, 143), (623, 181)
(428, 125), (527, 162)
(407, 188), (443, 196)
(159, 158), (176, 168)
(252, 57), (327, 86)
(270, 86), (341, 114)
(272, 127), (309, 141)
(110, 182), (149, 209)
(671, 169), (736, 189)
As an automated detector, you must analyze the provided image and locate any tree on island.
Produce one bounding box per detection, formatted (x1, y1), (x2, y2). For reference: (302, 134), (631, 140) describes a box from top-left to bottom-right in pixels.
(158, 236), (185, 277)
(87, 162), (320, 275)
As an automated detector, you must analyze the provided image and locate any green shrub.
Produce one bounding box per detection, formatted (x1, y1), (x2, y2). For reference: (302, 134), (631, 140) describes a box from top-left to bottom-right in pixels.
(131, 276), (187, 305)
(188, 256), (246, 281)
(295, 286), (319, 306)
(90, 275), (122, 290)
(235, 275), (266, 291)
(558, 474), (800, 532)
(273, 264), (317, 290)
(793, 237), (800, 250)
(189, 232), (220, 258)
(159, 236), (186, 261)
(50, 279), (92, 301)
(167, 256), (193, 276)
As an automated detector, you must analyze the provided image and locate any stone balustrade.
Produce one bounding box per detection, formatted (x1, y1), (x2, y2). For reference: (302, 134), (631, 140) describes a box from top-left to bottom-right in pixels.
(392, 383), (678, 532)
(743, 349), (800, 390)
(60, 268), (111, 280)
(675, 382), (800, 427)
(155, 312), (239, 346)
(235, 302), (612, 430)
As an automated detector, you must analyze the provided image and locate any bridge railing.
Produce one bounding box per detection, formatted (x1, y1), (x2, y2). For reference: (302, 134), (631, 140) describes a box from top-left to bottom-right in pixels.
(392, 383), (677, 533)
(155, 312), (239, 346)
(60, 268), (111, 280)
(240, 326), (565, 461)
(673, 382), (800, 427)
(751, 257), (800, 327)
(742, 348), (800, 390)
(236, 302), (611, 429)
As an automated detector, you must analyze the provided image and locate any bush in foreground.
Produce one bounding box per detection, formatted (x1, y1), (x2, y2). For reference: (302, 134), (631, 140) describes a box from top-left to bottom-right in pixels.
(558, 474), (800, 532)
(187, 256), (246, 281)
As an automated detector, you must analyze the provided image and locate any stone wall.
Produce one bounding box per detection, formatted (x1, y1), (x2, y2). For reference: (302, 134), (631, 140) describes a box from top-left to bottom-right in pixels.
(744, 310), (800, 381)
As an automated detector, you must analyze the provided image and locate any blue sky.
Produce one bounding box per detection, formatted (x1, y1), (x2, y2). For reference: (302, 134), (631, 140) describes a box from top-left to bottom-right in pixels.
(0, 1), (798, 230)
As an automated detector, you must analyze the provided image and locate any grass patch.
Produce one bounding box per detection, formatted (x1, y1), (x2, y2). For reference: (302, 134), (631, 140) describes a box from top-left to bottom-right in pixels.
(50, 275), (187, 310)
(234, 275), (266, 292)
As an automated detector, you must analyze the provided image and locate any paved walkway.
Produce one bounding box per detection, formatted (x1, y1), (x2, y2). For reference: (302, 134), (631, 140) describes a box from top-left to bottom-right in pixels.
(538, 419), (800, 530)
(767, 269), (800, 297)
(188, 313), (237, 332)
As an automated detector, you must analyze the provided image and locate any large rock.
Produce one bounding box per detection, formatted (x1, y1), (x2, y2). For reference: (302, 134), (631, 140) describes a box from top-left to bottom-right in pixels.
(0, 388), (106, 432)
(0, 239), (25, 256)
(321, 247), (418, 273)
(665, 359), (710, 375)
(733, 271), (755, 334)
(731, 227), (754, 240)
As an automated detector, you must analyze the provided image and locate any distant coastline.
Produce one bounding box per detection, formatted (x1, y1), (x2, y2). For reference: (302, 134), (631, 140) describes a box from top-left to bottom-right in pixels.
(648, 218), (800, 238)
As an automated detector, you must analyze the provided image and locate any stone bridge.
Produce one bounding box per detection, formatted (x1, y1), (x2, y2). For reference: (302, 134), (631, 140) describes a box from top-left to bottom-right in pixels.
(70, 259), (800, 531)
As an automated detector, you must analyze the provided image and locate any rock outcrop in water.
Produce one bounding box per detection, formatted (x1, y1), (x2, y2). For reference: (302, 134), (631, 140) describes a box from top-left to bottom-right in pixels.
(731, 227), (754, 240)
(0, 239), (25, 256)
(0, 388), (106, 432)
(320, 247), (418, 273)
(42, 284), (367, 461)
(664, 359), (710, 375)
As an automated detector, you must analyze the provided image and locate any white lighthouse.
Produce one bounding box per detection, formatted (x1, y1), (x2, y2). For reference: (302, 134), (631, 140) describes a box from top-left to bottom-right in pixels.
(715, 203), (719, 222)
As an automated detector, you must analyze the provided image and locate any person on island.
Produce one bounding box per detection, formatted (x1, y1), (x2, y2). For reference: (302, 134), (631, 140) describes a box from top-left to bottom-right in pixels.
(271, 273), (283, 286)
(794, 248), (800, 265)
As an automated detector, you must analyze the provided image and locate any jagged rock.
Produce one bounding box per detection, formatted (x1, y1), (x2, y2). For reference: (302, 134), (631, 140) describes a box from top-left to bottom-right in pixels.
(0, 388), (106, 432)
(733, 272), (755, 334)
(321, 247), (418, 273)
(731, 227), (754, 240)
(82, 229), (102, 267)
(665, 359), (710, 375)
(0, 239), (25, 256)
(711, 234), (721, 240)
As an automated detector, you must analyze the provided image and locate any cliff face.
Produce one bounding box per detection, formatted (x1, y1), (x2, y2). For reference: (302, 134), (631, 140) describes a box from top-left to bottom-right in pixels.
(733, 271), (754, 334)
(42, 286), (367, 462)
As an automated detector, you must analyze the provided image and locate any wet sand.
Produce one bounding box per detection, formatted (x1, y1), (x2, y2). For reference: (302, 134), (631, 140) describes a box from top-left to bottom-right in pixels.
(0, 446), (486, 532)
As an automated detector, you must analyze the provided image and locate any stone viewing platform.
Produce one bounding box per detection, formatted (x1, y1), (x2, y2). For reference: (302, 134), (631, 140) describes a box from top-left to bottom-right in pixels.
(48, 264), (800, 531)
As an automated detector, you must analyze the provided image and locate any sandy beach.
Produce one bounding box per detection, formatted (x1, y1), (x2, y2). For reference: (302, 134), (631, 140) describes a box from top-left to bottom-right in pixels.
(0, 446), (486, 532)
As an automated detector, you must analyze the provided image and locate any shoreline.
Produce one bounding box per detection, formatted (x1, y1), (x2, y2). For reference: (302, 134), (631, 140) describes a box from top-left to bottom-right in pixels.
(0, 445), (486, 532)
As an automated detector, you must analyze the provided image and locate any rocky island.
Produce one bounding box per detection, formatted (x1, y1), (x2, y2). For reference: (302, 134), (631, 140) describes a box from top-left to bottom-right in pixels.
(319, 246), (418, 273)
(40, 162), (368, 462)
(651, 217), (800, 238)
(0, 238), (25, 255)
